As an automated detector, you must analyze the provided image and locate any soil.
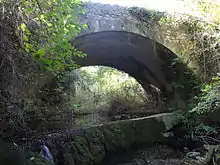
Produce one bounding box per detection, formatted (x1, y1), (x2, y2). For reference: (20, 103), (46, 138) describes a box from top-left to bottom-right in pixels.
(102, 145), (184, 165)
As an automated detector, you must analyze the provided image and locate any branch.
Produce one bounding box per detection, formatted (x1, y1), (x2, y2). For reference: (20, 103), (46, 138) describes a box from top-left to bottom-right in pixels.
(35, 0), (43, 12)
(0, 55), (6, 70)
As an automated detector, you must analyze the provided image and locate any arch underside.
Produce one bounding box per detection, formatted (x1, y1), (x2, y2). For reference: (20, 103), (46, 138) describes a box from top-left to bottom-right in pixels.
(71, 31), (191, 100)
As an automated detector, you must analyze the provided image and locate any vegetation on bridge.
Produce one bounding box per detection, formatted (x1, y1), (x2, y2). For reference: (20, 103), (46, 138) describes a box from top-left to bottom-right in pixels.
(130, 0), (220, 82)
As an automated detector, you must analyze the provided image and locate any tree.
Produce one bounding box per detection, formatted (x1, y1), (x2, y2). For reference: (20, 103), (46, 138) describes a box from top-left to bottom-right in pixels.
(15, 0), (87, 72)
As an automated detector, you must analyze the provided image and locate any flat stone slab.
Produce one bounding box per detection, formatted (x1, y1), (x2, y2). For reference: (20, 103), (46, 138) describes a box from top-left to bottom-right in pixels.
(43, 113), (179, 165)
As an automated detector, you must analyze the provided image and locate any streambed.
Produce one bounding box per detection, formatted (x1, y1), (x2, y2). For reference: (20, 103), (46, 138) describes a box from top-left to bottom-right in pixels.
(102, 145), (183, 165)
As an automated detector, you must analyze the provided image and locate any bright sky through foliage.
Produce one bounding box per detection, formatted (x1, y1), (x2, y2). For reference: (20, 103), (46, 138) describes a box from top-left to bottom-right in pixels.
(84, 0), (220, 15)
(85, 0), (186, 12)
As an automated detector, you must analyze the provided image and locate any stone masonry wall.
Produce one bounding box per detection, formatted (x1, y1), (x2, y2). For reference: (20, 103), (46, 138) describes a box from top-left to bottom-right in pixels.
(79, 3), (192, 63)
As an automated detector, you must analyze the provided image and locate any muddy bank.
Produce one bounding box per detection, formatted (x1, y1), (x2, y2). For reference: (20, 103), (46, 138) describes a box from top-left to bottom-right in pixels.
(101, 144), (220, 165)
(101, 145), (183, 165)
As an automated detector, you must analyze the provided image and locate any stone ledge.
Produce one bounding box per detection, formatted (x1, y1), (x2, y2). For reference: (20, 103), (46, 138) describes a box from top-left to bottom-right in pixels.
(53, 113), (179, 165)
(0, 113), (179, 165)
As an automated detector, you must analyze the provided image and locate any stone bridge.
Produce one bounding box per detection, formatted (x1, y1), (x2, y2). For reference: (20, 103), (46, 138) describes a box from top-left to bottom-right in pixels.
(40, 2), (198, 110)
(68, 3), (196, 104)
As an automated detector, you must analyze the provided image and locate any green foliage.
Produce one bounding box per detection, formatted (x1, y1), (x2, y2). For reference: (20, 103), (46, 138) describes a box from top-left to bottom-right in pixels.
(194, 123), (217, 135)
(157, 0), (220, 81)
(178, 75), (220, 140)
(193, 0), (220, 24)
(190, 75), (220, 114)
(60, 66), (161, 117)
(17, 0), (87, 72)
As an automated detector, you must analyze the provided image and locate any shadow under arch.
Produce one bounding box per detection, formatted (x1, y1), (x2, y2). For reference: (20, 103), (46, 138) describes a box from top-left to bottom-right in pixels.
(71, 31), (197, 103)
